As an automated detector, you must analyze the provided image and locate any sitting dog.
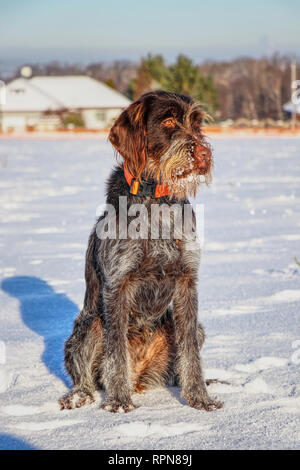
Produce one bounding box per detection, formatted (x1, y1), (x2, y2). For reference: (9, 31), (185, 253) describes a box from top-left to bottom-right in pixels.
(60, 90), (223, 413)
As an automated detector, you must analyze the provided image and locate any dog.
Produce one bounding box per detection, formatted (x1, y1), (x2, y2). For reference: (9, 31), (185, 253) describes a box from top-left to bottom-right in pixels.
(59, 90), (223, 413)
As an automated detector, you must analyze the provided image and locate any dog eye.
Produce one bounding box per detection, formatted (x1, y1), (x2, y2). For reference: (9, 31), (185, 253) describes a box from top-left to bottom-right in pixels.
(162, 118), (176, 128)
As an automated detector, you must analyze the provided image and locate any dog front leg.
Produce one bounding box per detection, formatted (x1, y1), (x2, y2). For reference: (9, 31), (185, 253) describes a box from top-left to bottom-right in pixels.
(101, 283), (137, 413)
(173, 276), (223, 411)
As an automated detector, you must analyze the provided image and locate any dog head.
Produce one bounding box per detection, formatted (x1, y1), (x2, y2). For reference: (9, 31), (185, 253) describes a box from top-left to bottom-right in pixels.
(109, 90), (213, 199)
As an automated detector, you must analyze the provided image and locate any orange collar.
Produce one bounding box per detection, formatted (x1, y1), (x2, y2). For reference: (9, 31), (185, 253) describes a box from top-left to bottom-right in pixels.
(124, 166), (169, 198)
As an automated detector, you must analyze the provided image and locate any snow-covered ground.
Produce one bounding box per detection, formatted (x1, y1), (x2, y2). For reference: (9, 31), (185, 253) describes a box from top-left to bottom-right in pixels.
(0, 136), (299, 450)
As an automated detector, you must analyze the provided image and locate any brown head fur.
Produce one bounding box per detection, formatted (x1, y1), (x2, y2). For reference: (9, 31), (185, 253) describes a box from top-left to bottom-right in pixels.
(109, 90), (213, 198)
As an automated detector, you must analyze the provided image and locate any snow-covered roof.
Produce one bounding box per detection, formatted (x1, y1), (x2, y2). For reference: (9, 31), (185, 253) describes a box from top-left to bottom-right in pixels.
(3, 75), (131, 112)
(283, 99), (300, 114)
(3, 78), (60, 112)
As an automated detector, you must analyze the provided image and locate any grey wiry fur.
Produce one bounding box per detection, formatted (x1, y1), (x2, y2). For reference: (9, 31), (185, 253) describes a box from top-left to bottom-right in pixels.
(59, 91), (223, 413)
(60, 169), (222, 412)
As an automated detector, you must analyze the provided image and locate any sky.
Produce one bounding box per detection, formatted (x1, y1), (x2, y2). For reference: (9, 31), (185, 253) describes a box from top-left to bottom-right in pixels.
(0, 0), (299, 74)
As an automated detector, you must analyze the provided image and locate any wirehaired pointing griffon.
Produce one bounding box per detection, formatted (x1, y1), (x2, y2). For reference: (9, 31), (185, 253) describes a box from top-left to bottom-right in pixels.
(60, 90), (223, 413)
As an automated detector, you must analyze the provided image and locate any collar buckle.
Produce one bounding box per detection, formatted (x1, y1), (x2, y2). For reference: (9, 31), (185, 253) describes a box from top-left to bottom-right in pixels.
(130, 178), (156, 197)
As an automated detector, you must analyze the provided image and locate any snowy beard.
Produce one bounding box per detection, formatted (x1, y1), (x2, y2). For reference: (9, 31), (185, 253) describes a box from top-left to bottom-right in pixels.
(155, 138), (213, 199)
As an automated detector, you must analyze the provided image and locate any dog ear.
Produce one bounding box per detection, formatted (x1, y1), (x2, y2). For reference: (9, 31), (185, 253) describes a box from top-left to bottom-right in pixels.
(109, 101), (147, 179)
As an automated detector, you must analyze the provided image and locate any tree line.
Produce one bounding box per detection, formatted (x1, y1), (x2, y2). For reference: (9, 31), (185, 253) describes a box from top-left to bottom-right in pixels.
(5, 53), (299, 121)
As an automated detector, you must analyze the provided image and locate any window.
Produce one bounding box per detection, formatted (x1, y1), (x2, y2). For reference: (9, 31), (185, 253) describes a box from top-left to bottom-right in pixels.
(10, 88), (25, 94)
(95, 110), (107, 122)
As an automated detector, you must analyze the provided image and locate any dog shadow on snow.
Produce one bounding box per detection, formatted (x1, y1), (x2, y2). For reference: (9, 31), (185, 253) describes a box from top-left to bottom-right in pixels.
(1, 276), (76, 388)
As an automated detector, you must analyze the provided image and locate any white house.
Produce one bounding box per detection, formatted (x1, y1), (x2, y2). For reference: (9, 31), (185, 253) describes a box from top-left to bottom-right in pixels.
(0, 75), (131, 132)
(283, 98), (300, 116)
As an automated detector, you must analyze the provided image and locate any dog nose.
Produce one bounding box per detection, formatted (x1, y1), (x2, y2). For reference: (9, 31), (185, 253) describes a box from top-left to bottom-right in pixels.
(194, 144), (211, 168)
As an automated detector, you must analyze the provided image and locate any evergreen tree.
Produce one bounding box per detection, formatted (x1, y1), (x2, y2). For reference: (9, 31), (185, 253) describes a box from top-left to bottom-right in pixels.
(132, 54), (219, 115)
(143, 54), (168, 85)
(133, 60), (152, 100)
(165, 55), (219, 113)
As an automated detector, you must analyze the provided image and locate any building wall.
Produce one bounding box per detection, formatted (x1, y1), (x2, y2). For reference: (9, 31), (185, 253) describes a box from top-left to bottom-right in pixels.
(0, 107), (124, 132)
(81, 108), (123, 129)
(1, 113), (25, 132)
(0, 112), (61, 132)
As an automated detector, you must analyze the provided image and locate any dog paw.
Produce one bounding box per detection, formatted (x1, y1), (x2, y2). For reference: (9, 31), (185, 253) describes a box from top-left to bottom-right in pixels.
(59, 390), (95, 410)
(206, 378), (230, 386)
(191, 398), (224, 411)
(184, 391), (223, 412)
(101, 400), (137, 413)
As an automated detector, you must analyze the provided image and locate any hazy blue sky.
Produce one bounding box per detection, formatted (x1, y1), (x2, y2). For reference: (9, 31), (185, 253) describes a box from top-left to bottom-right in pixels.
(0, 0), (299, 72)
